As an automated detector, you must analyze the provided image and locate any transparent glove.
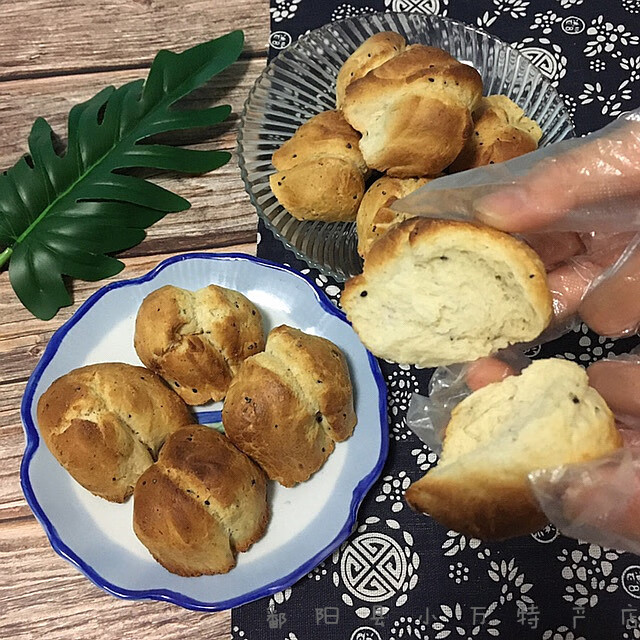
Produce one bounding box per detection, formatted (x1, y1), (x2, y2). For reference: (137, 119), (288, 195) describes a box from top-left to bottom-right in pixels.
(407, 350), (640, 553)
(393, 108), (640, 337)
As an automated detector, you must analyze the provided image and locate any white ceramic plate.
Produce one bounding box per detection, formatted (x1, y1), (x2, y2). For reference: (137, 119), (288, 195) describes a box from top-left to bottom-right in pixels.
(20, 253), (388, 610)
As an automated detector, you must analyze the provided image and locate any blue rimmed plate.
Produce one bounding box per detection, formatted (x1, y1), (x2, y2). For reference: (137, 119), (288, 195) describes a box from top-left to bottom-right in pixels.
(20, 253), (388, 611)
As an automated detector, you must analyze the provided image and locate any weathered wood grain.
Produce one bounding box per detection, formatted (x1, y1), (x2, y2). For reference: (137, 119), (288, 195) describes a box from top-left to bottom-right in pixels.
(0, 58), (265, 169)
(0, 0), (270, 81)
(0, 382), (26, 521)
(0, 517), (232, 640)
(0, 58), (266, 264)
(0, 245), (256, 523)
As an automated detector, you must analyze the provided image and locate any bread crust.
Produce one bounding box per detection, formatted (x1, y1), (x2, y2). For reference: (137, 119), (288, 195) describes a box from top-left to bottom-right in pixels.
(37, 363), (194, 502)
(342, 218), (553, 367)
(405, 359), (623, 540)
(356, 176), (430, 257)
(272, 110), (366, 174)
(134, 284), (264, 405)
(270, 110), (368, 221)
(405, 470), (547, 539)
(222, 325), (357, 486)
(270, 157), (365, 222)
(450, 95), (543, 172)
(336, 32), (406, 108)
(342, 45), (483, 177)
(133, 425), (269, 576)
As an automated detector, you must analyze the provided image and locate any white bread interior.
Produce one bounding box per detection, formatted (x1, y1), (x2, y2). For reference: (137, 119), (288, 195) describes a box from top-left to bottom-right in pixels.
(342, 218), (553, 367)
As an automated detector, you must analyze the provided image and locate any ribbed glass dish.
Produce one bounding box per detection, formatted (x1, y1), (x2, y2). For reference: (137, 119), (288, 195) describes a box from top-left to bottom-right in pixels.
(237, 11), (575, 281)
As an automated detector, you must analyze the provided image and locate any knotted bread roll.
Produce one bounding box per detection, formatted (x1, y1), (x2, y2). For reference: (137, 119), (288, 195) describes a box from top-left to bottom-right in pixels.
(356, 175), (430, 257)
(405, 359), (622, 540)
(449, 95), (543, 172)
(336, 31), (406, 108)
(134, 284), (264, 405)
(342, 218), (552, 367)
(222, 325), (357, 487)
(37, 363), (194, 502)
(133, 425), (268, 576)
(342, 44), (483, 177)
(269, 110), (368, 221)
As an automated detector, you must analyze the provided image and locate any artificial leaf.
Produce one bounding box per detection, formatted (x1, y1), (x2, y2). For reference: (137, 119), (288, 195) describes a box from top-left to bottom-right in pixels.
(0, 30), (244, 320)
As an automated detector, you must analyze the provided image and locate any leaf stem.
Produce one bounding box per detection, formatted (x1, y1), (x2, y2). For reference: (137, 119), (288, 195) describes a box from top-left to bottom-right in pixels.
(0, 247), (12, 269)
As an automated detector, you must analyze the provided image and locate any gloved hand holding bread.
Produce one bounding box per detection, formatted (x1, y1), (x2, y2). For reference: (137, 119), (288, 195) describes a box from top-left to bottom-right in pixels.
(346, 102), (640, 550)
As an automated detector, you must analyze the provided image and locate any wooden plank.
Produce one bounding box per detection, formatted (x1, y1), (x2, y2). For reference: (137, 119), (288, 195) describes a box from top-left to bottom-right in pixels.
(0, 59), (268, 354)
(0, 382), (26, 521)
(0, 0), (270, 81)
(0, 60), (265, 258)
(0, 58), (265, 169)
(0, 244), (257, 523)
(0, 517), (232, 640)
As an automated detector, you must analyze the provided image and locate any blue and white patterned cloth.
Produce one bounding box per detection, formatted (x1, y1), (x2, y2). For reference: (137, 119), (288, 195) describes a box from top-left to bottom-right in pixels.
(232, 2), (640, 638)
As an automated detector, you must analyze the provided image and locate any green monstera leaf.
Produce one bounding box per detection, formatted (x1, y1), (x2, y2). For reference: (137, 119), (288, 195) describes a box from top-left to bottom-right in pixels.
(0, 30), (244, 320)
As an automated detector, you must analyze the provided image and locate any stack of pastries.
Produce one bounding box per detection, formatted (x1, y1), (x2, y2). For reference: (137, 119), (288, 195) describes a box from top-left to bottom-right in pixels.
(269, 31), (542, 259)
(37, 283), (357, 577)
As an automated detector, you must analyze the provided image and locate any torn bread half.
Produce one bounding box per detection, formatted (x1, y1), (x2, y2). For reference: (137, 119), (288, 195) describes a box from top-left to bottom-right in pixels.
(342, 218), (553, 367)
(405, 358), (622, 540)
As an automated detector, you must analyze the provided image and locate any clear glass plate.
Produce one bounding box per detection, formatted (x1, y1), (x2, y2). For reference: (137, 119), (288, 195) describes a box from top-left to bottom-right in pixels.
(237, 11), (575, 282)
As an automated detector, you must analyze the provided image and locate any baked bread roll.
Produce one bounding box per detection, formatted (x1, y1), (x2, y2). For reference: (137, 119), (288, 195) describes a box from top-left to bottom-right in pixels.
(342, 218), (552, 367)
(356, 176), (430, 257)
(450, 95), (543, 172)
(405, 359), (622, 540)
(133, 425), (268, 576)
(37, 363), (194, 502)
(134, 284), (264, 405)
(269, 110), (368, 221)
(222, 325), (357, 487)
(342, 45), (483, 177)
(336, 31), (406, 108)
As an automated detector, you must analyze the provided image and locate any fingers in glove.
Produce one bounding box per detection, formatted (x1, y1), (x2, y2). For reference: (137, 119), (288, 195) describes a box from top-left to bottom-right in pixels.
(580, 234), (640, 336)
(588, 359), (640, 419)
(476, 114), (640, 233)
(530, 447), (640, 555)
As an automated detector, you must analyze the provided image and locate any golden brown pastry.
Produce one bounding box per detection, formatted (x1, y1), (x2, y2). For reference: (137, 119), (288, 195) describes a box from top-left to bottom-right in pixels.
(342, 44), (483, 177)
(269, 110), (368, 221)
(356, 175), (431, 257)
(37, 363), (194, 502)
(336, 31), (406, 108)
(133, 425), (268, 576)
(134, 284), (264, 405)
(449, 95), (543, 172)
(222, 325), (357, 487)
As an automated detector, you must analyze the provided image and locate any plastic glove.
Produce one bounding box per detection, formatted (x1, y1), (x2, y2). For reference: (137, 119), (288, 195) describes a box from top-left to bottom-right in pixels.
(393, 108), (640, 337)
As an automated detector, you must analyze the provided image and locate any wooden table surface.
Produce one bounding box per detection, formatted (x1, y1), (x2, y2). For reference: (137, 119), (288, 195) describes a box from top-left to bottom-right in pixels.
(0, 2), (269, 638)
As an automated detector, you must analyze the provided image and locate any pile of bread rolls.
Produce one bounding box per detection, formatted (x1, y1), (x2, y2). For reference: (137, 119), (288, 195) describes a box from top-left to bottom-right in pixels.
(270, 31), (542, 257)
(37, 283), (356, 576)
